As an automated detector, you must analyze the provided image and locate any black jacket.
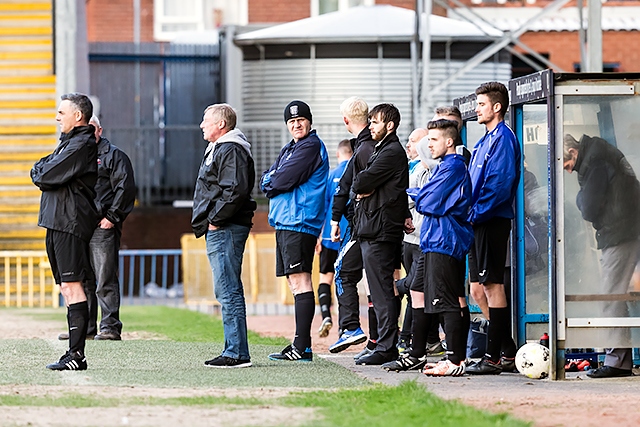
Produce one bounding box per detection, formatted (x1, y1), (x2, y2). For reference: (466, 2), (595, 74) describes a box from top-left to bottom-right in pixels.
(95, 137), (136, 229)
(331, 126), (376, 223)
(31, 125), (99, 241)
(574, 134), (640, 249)
(351, 131), (409, 243)
(191, 129), (257, 238)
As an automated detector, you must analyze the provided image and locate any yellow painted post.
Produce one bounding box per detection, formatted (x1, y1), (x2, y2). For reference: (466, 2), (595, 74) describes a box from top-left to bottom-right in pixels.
(16, 256), (21, 307)
(28, 256), (34, 307)
(248, 233), (259, 303)
(39, 256), (45, 308)
(4, 256), (9, 307)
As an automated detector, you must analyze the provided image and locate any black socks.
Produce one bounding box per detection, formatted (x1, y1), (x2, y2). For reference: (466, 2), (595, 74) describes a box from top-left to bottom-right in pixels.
(486, 307), (509, 362)
(293, 292), (315, 351)
(68, 301), (89, 355)
(317, 283), (332, 320)
(409, 308), (433, 359)
(443, 309), (470, 365)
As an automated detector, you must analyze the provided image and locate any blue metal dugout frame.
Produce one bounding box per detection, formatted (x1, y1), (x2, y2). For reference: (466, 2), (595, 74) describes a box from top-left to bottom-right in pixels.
(508, 70), (556, 374)
(457, 70), (640, 379)
(454, 70), (556, 374)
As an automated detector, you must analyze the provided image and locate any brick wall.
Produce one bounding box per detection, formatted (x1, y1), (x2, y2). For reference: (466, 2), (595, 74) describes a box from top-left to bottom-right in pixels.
(517, 31), (640, 72)
(247, 0), (418, 24)
(86, 0), (155, 42)
(248, 0), (310, 23)
(375, 0), (415, 10)
(121, 207), (271, 249)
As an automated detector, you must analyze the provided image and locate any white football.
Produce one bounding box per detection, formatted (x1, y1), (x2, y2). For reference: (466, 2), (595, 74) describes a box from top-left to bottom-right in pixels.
(515, 342), (550, 379)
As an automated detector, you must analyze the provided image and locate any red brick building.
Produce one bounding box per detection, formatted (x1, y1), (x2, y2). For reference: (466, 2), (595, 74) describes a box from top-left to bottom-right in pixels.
(85, 0), (640, 73)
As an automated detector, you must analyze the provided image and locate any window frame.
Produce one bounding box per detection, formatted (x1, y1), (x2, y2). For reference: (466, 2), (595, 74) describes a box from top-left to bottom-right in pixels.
(311, 0), (375, 17)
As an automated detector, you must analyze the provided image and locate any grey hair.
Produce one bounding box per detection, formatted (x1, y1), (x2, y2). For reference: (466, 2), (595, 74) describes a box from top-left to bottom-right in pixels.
(563, 134), (580, 161)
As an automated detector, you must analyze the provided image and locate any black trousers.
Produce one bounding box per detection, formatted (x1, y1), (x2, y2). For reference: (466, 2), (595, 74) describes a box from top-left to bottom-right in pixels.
(335, 224), (363, 331)
(361, 240), (399, 352)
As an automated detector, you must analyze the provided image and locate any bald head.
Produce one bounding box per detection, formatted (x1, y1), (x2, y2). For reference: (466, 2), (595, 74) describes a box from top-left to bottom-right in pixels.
(406, 128), (428, 160)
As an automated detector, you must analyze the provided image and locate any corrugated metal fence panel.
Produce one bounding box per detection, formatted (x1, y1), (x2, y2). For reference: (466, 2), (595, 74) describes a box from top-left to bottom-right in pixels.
(241, 57), (510, 188)
(89, 43), (220, 205)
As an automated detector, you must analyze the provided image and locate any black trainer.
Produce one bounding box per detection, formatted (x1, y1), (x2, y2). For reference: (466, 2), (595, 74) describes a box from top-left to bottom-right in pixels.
(382, 354), (427, 372)
(355, 349), (398, 366)
(204, 355), (252, 368)
(268, 344), (313, 362)
(465, 356), (502, 375)
(46, 351), (87, 371)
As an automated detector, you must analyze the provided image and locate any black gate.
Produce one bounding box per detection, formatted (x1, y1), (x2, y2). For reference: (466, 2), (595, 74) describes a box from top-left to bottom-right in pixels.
(89, 42), (221, 205)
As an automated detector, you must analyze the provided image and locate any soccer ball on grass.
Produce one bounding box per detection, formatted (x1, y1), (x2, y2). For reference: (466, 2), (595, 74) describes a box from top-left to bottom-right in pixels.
(515, 342), (550, 379)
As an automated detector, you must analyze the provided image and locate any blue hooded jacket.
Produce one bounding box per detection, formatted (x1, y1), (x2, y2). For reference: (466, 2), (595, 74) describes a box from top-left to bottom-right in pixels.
(321, 159), (349, 250)
(409, 153), (473, 260)
(468, 120), (521, 224)
(261, 130), (329, 236)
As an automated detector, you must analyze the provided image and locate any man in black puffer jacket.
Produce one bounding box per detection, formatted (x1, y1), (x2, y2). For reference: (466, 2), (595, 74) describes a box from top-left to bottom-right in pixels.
(352, 103), (412, 366)
(192, 103), (256, 368)
(564, 133), (640, 378)
(32, 93), (98, 371)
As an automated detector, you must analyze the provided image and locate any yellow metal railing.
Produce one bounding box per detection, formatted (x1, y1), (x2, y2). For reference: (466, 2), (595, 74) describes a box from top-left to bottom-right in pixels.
(0, 251), (59, 308)
(181, 232), (321, 306)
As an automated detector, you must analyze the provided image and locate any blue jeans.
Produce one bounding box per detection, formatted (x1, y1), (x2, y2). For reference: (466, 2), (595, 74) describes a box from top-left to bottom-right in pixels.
(206, 224), (251, 360)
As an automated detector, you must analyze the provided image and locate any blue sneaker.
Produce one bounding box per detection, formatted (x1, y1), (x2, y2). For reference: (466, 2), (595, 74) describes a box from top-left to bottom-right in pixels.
(329, 327), (367, 353)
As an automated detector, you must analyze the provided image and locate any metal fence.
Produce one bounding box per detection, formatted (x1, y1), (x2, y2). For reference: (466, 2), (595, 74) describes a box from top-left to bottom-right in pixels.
(89, 42), (221, 205)
(119, 249), (183, 306)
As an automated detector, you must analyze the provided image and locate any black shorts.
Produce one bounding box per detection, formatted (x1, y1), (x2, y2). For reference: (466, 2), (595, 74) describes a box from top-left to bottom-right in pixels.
(424, 252), (466, 314)
(275, 230), (316, 277)
(45, 229), (94, 284)
(319, 245), (338, 274)
(468, 216), (511, 284)
(409, 253), (426, 292)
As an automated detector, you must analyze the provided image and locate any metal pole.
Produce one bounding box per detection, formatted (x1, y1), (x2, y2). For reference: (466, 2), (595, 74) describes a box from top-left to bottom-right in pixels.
(577, 0), (587, 72)
(419, 0), (432, 127)
(410, 0), (421, 129)
(133, 0), (147, 203)
(429, 0), (571, 99)
(586, 0), (603, 72)
(439, 0), (565, 72)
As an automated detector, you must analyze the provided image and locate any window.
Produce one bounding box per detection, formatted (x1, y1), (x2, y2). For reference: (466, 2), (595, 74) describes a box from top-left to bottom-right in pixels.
(312, 0), (374, 16)
(154, 0), (248, 42)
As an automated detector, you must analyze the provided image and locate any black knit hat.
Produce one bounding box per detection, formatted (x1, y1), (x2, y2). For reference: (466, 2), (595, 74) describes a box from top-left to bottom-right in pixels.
(284, 100), (312, 124)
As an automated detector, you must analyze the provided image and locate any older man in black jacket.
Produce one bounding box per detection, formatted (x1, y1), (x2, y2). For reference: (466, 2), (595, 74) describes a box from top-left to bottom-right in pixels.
(353, 103), (412, 365)
(564, 133), (640, 378)
(88, 116), (135, 340)
(192, 104), (257, 368)
(32, 93), (98, 370)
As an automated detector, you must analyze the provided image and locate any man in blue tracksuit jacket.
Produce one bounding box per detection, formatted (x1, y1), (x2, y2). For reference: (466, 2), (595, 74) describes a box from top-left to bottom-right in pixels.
(465, 82), (521, 375)
(261, 100), (329, 362)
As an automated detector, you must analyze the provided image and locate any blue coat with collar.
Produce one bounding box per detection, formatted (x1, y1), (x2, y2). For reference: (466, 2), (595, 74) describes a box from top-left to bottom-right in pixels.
(468, 120), (521, 224)
(261, 130), (329, 237)
(409, 153), (473, 260)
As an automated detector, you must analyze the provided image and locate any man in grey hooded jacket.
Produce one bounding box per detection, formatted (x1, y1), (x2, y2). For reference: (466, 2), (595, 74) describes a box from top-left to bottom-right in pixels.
(192, 104), (257, 368)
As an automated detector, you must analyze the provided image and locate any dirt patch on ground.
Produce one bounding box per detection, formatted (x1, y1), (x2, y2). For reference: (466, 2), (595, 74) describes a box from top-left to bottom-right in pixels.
(3, 309), (640, 427)
(0, 384), (305, 400)
(0, 309), (166, 341)
(0, 405), (316, 427)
